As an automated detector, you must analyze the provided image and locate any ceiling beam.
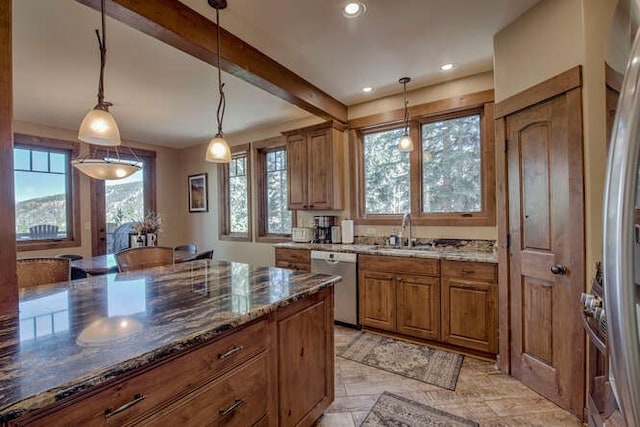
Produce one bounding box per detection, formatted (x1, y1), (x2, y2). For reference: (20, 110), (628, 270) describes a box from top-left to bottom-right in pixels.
(75, 0), (348, 124)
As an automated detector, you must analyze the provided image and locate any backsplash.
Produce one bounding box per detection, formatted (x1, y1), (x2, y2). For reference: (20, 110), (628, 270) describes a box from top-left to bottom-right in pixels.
(354, 235), (496, 254)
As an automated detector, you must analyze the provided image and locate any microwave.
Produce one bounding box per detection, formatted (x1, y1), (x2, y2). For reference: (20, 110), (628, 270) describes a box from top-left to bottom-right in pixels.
(292, 227), (313, 242)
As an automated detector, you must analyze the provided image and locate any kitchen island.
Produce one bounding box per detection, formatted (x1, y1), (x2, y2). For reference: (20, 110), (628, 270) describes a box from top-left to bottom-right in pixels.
(0, 260), (339, 426)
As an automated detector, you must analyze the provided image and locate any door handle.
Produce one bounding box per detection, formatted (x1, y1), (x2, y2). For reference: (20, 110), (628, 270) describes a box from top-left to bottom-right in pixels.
(550, 264), (568, 275)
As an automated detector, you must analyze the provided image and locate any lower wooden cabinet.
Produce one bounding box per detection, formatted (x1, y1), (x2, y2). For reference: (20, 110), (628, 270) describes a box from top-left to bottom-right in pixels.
(359, 255), (497, 356)
(277, 288), (334, 427)
(441, 260), (498, 353)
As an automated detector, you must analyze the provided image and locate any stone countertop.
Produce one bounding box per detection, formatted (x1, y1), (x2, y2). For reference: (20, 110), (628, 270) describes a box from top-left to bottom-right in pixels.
(274, 242), (498, 264)
(0, 260), (340, 420)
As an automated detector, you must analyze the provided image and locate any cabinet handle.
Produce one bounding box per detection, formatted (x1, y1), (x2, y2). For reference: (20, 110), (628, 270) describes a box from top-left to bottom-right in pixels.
(104, 393), (146, 419)
(309, 204), (315, 208)
(219, 398), (244, 416)
(461, 269), (475, 274)
(396, 276), (403, 282)
(456, 284), (473, 290)
(218, 345), (244, 360)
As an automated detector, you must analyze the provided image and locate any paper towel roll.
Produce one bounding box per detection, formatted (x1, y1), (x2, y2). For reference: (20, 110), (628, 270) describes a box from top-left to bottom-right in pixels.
(341, 220), (354, 244)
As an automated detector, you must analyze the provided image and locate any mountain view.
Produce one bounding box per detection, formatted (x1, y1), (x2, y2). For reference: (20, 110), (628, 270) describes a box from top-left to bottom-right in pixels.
(16, 182), (143, 235)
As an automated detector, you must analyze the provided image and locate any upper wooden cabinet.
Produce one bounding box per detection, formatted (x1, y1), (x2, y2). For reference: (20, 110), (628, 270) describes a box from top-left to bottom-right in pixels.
(283, 121), (347, 210)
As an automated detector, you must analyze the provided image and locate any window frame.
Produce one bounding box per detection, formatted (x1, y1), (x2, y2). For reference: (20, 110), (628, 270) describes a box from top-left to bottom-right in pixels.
(218, 143), (252, 242)
(350, 93), (495, 226)
(14, 133), (81, 252)
(254, 137), (296, 243)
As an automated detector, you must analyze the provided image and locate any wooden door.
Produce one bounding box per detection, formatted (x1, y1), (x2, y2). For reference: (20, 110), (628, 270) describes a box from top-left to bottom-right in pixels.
(441, 276), (496, 353)
(396, 275), (440, 340)
(286, 133), (307, 210)
(306, 128), (330, 209)
(359, 271), (396, 331)
(506, 89), (585, 417)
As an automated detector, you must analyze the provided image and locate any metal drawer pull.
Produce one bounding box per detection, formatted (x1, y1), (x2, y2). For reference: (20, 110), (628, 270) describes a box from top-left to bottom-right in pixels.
(104, 393), (146, 418)
(218, 345), (244, 360)
(219, 398), (244, 416)
(461, 269), (475, 274)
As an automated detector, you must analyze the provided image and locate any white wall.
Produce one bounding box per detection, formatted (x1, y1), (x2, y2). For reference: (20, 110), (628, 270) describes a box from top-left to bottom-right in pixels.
(14, 120), (185, 259)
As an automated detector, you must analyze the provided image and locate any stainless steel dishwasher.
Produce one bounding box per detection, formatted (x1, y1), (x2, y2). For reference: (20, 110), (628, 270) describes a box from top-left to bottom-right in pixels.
(310, 250), (358, 328)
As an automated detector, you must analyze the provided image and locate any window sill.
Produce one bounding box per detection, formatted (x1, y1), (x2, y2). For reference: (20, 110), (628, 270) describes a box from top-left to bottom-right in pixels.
(219, 233), (251, 242)
(256, 234), (291, 244)
(17, 239), (80, 252)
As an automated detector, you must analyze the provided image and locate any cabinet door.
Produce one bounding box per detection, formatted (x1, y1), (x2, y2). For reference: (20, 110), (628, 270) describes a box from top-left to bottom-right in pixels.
(397, 275), (440, 340)
(441, 277), (497, 353)
(359, 271), (396, 331)
(274, 248), (310, 272)
(286, 133), (307, 210)
(306, 128), (331, 209)
(278, 298), (332, 427)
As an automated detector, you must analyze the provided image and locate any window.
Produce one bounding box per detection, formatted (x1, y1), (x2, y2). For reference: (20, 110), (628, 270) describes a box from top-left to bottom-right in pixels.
(422, 113), (482, 213)
(352, 95), (495, 226)
(218, 144), (251, 241)
(14, 134), (80, 251)
(363, 127), (410, 215)
(255, 137), (294, 241)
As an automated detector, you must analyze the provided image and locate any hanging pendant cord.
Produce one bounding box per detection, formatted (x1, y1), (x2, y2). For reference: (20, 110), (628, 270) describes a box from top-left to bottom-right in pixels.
(95, 0), (109, 110)
(215, 7), (226, 136)
(403, 82), (409, 134)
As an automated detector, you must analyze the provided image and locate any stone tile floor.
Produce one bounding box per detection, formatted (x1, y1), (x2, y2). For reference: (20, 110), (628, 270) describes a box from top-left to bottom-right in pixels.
(315, 326), (582, 426)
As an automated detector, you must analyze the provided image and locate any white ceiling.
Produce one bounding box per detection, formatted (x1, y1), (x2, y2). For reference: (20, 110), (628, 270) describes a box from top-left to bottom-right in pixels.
(13, 0), (540, 149)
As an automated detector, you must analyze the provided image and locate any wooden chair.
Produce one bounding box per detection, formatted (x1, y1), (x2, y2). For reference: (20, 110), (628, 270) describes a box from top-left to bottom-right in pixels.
(178, 249), (214, 263)
(174, 243), (197, 254)
(17, 258), (70, 288)
(28, 224), (59, 240)
(54, 254), (86, 280)
(115, 246), (175, 272)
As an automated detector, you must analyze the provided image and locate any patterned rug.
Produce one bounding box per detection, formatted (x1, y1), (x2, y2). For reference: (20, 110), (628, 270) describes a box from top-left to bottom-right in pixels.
(361, 392), (479, 426)
(338, 333), (464, 390)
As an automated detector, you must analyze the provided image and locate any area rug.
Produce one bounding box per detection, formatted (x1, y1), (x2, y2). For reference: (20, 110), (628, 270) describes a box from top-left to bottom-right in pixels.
(361, 392), (479, 426)
(338, 333), (464, 390)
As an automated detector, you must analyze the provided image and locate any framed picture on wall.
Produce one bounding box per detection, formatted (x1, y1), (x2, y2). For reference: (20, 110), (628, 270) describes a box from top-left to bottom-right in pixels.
(188, 173), (208, 213)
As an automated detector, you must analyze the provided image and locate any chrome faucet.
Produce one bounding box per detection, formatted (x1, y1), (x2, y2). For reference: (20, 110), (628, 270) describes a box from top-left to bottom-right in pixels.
(401, 212), (413, 248)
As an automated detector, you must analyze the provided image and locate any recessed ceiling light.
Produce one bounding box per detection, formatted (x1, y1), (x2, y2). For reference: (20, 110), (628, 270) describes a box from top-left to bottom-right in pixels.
(362, 86), (373, 93)
(440, 63), (455, 71)
(343, 1), (366, 18)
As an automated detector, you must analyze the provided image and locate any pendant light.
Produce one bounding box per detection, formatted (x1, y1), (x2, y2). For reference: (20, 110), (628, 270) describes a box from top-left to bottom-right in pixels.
(73, 0), (141, 180)
(78, 0), (120, 146)
(205, 0), (232, 163)
(398, 77), (414, 152)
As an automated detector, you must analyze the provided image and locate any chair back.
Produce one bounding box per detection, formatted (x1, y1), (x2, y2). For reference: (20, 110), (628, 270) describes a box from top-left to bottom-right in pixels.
(178, 249), (215, 263)
(174, 243), (197, 254)
(28, 224), (59, 239)
(17, 258), (70, 288)
(115, 246), (175, 272)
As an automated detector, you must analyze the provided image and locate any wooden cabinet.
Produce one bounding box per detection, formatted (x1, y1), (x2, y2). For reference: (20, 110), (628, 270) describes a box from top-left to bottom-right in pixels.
(359, 255), (440, 340)
(441, 260), (498, 353)
(282, 121), (346, 210)
(12, 287), (335, 427)
(359, 255), (498, 355)
(277, 287), (334, 427)
(275, 247), (310, 272)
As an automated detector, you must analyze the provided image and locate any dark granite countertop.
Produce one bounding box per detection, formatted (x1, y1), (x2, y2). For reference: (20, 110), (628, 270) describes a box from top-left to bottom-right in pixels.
(274, 241), (498, 264)
(0, 260), (340, 420)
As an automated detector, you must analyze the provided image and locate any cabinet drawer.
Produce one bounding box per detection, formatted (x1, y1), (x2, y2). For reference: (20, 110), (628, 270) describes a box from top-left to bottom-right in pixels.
(442, 260), (497, 282)
(144, 352), (270, 426)
(275, 248), (310, 271)
(20, 320), (270, 426)
(359, 255), (439, 276)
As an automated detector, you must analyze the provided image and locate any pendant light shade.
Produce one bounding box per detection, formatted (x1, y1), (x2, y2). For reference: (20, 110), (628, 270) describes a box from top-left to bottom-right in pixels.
(205, 1), (231, 164)
(206, 133), (232, 163)
(398, 77), (414, 152)
(72, 158), (141, 180)
(78, 107), (121, 146)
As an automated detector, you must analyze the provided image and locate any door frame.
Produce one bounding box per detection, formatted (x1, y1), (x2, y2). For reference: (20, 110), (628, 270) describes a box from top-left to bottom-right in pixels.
(90, 147), (157, 256)
(494, 66), (583, 373)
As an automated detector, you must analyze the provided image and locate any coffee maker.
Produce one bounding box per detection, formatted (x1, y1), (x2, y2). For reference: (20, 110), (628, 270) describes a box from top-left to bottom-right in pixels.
(313, 215), (335, 243)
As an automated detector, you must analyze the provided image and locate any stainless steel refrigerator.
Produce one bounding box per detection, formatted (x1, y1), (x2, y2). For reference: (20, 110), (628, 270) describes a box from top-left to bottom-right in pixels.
(604, 1), (640, 425)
